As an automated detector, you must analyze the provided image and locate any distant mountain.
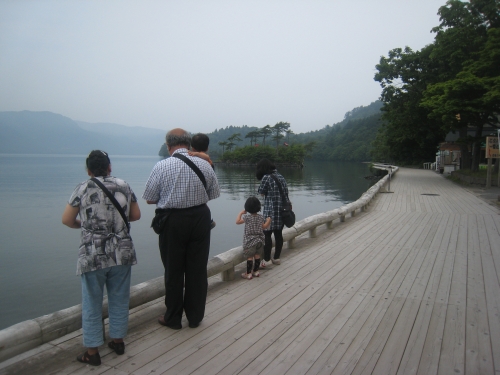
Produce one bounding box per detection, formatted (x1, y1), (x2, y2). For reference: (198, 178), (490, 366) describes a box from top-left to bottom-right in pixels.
(1, 102), (382, 159)
(0, 111), (165, 155)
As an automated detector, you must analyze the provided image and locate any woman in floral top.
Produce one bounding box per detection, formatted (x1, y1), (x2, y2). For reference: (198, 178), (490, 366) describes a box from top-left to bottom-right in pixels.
(62, 150), (141, 366)
(256, 158), (290, 268)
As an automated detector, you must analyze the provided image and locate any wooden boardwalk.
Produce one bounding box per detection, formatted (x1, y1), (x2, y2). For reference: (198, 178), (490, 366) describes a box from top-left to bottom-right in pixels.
(1, 168), (499, 375)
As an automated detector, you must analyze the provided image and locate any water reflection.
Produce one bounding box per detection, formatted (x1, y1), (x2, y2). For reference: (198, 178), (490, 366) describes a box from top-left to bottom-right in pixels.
(214, 161), (373, 205)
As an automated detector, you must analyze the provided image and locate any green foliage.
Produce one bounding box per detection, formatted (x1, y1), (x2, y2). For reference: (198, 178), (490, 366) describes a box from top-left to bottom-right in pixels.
(373, 0), (500, 169)
(220, 144), (312, 165)
(308, 113), (383, 162)
(158, 143), (169, 157)
(157, 101), (384, 162)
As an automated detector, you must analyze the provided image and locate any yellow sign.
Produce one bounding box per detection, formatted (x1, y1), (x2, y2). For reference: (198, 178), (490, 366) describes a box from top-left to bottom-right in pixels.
(486, 136), (499, 158)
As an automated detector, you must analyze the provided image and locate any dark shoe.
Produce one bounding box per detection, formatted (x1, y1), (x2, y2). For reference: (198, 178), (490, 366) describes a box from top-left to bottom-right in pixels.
(108, 341), (125, 355)
(188, 322), (200, 328)
(77, 350), (101, 366)
(158, 315), (182, 330)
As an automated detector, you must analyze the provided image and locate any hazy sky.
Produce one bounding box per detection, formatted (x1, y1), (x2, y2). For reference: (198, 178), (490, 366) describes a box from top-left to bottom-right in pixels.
(0, 1), (446, 134)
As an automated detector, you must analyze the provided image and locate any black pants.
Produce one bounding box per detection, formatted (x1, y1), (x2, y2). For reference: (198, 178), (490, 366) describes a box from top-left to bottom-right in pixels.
(158, 204), (211, 327)
(263, 228), (284, 261)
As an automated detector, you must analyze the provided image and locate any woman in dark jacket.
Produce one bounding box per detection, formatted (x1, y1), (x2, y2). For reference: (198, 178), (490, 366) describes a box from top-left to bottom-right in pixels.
(256, 158), (290, 267)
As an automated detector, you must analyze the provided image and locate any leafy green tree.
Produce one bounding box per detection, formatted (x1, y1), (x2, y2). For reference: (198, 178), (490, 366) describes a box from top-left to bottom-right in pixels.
(272, 121), (290, 149)
(259, 125), (272, 146)
(227, 133), (242, 144)
(422, 26), (500, 170)
(374, 44), (445, 164)
(285, 129), (294, 144)
(218, 140), (228, 154)
(158, 143), (169, 158)
(245, 130), (260, 146)
(373, 0), (499, 168)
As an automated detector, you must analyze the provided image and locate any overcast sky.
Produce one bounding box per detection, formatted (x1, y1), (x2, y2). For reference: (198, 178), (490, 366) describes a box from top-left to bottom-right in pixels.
(0, 1), (446, 134)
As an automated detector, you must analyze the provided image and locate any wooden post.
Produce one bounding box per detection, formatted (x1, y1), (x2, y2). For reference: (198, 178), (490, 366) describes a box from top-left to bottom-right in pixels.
(222, 267), (235, 281)
(326, 221), (333, 229)
(309, 227), (317, 238)
(351, 210), (356, 217)
(340, 215), (345, 222)
(486, 158), (492, 189)
(287, 238), (296, 249)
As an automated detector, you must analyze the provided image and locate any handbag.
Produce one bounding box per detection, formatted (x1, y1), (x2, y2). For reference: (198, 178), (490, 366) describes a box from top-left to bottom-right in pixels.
(90, 178), (130, 233)
(269, 174), (295, 228)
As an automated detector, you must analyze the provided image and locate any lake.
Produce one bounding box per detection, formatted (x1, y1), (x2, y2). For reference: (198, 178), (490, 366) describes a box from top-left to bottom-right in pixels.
(0, 154), (374, 330)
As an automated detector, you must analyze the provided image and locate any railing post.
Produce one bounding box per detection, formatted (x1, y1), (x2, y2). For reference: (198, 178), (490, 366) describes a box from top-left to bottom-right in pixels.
(309, 227), (317, 238)
(326, 221), (333, 229)
(351, 210), (356, 217)
(288, 238), (296, 249)
(221, 267), (235, 281)
(340, 215), (345, 222)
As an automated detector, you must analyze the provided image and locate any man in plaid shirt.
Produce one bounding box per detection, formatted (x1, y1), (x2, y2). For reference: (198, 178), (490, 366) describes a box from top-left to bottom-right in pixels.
(143, 128), (220, 330)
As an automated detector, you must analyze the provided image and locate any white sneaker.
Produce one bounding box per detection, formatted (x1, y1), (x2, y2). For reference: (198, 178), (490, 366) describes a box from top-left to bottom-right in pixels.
(260, 260), (272, 268)
(252, 270), (260, 277)
(272, 258), (281, 265)
(241, 272), (252, 280)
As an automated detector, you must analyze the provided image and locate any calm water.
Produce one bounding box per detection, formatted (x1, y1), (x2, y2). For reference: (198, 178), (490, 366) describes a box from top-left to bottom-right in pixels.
(0, 155), (373, 329)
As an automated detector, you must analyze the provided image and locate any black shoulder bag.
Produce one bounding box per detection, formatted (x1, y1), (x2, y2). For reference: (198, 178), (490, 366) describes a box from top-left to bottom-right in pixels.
(173, 153), (207, 189)
(151, 153), (208, 234)
(90, 178), (130, 232)
(269, 174), (295, 228)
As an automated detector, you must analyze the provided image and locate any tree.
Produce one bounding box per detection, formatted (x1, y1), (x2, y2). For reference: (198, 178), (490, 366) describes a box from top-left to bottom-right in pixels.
(225, 133), (242, 152)
(374, 45), (446, 164)
(218, 140), (228, 154)
(272, 121), (290, 149)
(259, 125), (272, 146)
(285, 129), (294, 144)
(422, 26), (500, 170)
(245, 130), (260, 146)
(373, 0), (499, 168)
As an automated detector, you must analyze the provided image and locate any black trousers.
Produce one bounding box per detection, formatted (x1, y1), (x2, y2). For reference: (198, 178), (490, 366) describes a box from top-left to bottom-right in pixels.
(263, 228), (284, 261)
(158, 204), (211, 327)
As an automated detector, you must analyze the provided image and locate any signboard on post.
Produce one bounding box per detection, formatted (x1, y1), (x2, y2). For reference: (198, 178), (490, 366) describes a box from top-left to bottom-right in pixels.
(485, 136), (499, 158)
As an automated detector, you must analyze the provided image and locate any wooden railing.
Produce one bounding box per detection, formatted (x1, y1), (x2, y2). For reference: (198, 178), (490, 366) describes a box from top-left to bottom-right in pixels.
(0, 164), (397, 363)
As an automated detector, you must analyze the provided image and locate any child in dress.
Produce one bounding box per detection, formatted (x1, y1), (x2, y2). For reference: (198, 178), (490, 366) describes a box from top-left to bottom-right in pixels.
(188, 133), (216, 229)
(236, 196), (271, 280)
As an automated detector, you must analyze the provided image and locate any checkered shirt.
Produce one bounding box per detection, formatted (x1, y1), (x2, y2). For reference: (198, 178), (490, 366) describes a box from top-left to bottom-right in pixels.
(142, 149), (220, 209)
(242, 213), (265, 250)
(257, 171), (289, 230)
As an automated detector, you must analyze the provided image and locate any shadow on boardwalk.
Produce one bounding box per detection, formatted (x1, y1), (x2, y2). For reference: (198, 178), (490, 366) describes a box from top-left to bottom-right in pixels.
(1, 168), (499, 375)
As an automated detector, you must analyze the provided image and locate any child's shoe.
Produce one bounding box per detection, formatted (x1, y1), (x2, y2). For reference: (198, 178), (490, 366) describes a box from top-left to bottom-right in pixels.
(241, 272), (252, 280)
(260, 259), (272, 268)
(252, 270), (260, 277)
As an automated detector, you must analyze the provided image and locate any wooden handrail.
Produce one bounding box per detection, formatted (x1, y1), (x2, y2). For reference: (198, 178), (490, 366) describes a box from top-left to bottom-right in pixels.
(0, 165), (398, 363)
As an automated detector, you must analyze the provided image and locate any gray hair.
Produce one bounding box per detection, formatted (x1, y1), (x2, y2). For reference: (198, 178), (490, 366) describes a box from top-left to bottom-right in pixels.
(166, 130), (191, 148)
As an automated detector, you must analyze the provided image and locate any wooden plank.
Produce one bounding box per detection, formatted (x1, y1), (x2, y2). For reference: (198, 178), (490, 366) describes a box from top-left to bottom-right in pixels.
(396, 214), (454, 375)
(125, 211), (401, 375)
(416, 214), (461, 375)
(437, 215), (468, 375)
(464, 215), (495, 375)
(478, 215), (500, 373)
(302, 213), (435, 375)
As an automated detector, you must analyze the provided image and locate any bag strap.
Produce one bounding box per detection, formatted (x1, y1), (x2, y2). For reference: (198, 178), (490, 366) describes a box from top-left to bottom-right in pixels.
(90, 178), (130, 232)
(269, 174), (289, 205)
(173, 153), (207, 190)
